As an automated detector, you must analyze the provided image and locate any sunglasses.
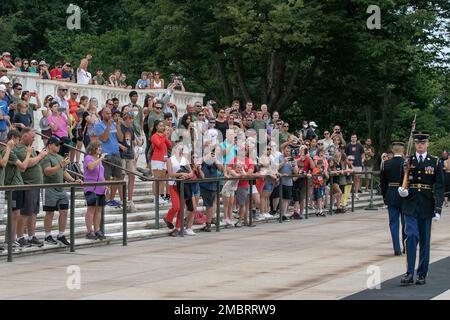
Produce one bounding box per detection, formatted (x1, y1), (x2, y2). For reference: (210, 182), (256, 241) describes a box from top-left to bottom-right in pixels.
(155, 107), (162, 110)
(317, 143), (323, 145)
(59, 89), (68, 92)
(71, 93), (79, 95)
(23, 62), (29, 65)
(16, 88), (23, 91)
(198, 114), (205, 116)
(283, 125), (289, 127)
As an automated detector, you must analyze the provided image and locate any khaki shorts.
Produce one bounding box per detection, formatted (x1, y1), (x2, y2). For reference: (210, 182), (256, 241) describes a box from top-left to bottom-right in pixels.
(353, 166), (363, 173)
(122, 158), (137, 172)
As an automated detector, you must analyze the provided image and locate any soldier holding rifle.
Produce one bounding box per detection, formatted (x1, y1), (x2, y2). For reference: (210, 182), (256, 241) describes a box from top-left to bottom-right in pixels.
(398, 130), (444, 286)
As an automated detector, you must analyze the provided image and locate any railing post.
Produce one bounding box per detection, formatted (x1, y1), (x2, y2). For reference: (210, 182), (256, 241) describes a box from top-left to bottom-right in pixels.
(329, 175), (334, 215)
(249, 179), (254, 227)
(100, 206), (105, 235)
(279, 182), (283, 223)
(351, 174), (355, 212)
(122, 183), (127, 246)
(179, 181), (185, 237)
(216, 181), (220, 232)
(305, 176), (309, 219)
(70, 187), (75, 253)
(7, 191), (13, 262)
(155, 179), (160, 229)
(365, 172), (377, 211)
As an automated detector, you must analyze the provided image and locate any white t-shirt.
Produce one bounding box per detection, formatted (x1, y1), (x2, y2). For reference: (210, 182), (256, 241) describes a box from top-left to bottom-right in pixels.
(207, 128), (219, 147)
(153, 80), (162, 89)
(77, 68), (92, 85)
(169, 155), (189, 186)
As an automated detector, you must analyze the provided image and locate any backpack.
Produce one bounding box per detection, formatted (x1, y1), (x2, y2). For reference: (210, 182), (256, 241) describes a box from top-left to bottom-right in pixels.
(67, 162), (84, 181)
(193, 211), (207, 225)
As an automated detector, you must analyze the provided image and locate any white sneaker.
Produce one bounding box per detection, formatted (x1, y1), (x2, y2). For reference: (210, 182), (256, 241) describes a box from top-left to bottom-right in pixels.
(184, 228), (196, 236)
(127, 201), (136, 212)
(159, 196), (167, 204)
(264, 213), (272, 219)
(355, 194), (360, 200)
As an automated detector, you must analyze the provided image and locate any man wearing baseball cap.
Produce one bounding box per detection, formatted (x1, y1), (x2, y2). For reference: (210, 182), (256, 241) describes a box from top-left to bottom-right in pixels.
(29, 60), (39, 73)
(0, 52), (15, 70)
(41, 136), (80, 246)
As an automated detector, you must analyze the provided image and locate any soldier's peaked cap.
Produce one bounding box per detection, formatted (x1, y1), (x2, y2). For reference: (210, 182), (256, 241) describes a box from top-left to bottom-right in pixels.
(413, 130), (430, 142)
(391, 140), (405, 147)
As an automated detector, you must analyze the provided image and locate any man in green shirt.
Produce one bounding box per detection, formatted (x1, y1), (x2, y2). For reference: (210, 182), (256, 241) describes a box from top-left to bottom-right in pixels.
(15, 128), (48, 247)
(279, 122), (290, 150)
(41, 137), (81, 246)
(126, 91), (144, 137)
(147, 100), (165, 132)
(0, 138), (14, 230)
(1, 130), (32, 249)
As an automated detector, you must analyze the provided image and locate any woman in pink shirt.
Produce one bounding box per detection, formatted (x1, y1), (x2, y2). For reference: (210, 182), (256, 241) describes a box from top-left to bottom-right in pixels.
(48, 101), (71, 156)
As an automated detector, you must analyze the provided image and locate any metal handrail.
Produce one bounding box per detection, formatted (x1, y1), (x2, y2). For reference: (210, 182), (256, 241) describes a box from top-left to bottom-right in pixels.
(3, 180), (127, 263)
(2, 171), (382, 258)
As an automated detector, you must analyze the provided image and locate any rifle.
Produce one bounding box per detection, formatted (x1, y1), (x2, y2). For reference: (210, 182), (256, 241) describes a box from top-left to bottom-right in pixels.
(401, 114), (417, 189)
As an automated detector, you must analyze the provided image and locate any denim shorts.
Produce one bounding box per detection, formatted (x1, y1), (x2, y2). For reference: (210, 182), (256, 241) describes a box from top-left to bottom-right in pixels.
(263, 181), (274, 193)
(191, 183), (200, 196)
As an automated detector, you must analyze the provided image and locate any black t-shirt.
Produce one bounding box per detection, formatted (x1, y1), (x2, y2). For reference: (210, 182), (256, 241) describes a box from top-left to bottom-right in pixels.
(13, 113), (32, 131)
(215, 120), (228, 141)
(345, 142), (365, 167)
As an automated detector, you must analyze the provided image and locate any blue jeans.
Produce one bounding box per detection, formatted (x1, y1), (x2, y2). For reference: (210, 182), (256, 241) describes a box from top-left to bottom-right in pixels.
(405, 207), (432, 277)
(387, 206), (405, 253)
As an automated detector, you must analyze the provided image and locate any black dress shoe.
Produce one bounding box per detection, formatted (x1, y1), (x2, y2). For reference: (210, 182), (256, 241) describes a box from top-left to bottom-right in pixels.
(402, 247), (406, 254)
(400, 273), (414, 286)
(394, 251), (402, 256)
(416, 275), (426, 285)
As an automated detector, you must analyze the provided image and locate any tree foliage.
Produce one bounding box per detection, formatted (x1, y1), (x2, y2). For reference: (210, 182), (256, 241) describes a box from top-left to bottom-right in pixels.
(3, 0), (449, 155)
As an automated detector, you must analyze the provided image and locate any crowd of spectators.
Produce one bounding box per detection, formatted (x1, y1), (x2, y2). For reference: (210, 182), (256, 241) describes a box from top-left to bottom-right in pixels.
(1, 52), (397, 246)
(1, 51), (185, 91)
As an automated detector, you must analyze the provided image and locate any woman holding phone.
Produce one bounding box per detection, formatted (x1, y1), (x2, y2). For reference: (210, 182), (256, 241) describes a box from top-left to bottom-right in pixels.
(83, 141), (107, 240)
(47, 101), (71, 157)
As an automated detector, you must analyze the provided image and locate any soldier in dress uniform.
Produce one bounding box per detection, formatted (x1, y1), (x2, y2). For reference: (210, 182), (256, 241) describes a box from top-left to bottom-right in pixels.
(398, 131), (444, 286)
(380, 140), (406, 256)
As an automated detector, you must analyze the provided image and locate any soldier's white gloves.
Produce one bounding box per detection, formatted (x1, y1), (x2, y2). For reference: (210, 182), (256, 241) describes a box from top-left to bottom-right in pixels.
(433, 213), (441, 221)
(398, 187), (409, 198)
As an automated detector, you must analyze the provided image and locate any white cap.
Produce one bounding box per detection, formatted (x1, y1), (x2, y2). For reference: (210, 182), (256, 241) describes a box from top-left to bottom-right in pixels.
(0, 76), (10, 84)
(2, 52), (11, 57)
(309, 121), (318, 128)
(0, 84), (6, 92)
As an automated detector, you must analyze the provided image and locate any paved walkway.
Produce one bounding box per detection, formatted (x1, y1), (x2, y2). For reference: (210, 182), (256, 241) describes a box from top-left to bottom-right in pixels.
(1, 206), (449, 300)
